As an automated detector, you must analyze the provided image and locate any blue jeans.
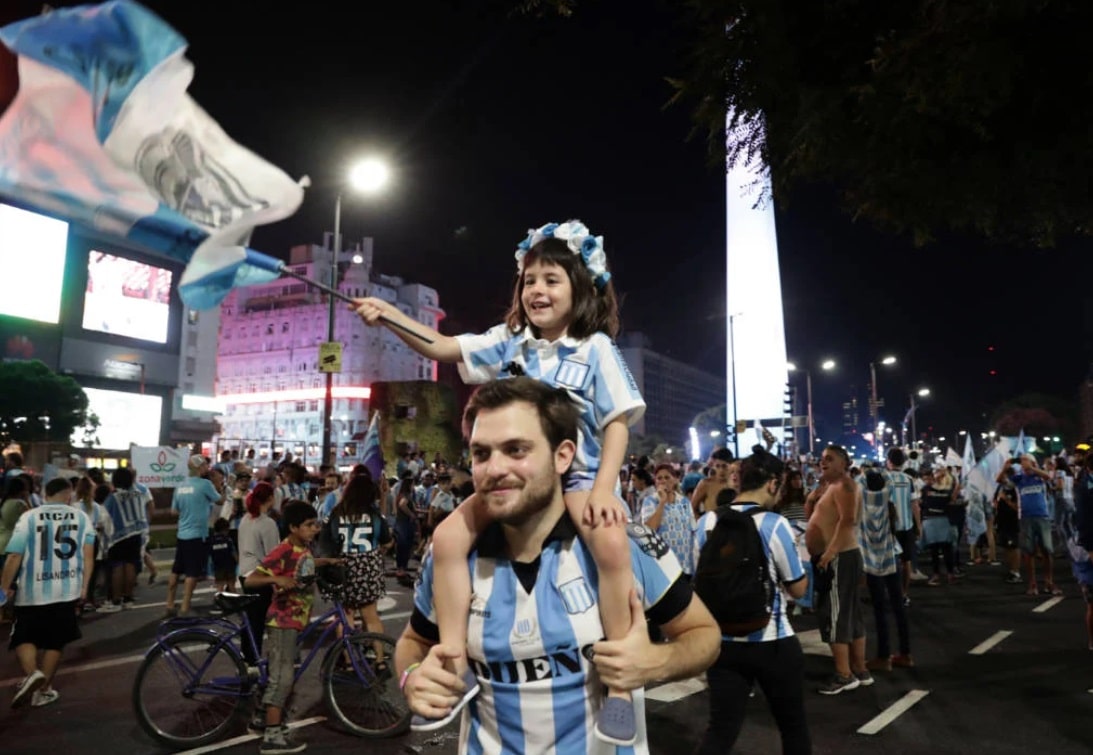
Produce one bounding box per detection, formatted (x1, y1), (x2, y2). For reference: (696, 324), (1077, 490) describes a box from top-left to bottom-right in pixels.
(394, 518), (415, 571)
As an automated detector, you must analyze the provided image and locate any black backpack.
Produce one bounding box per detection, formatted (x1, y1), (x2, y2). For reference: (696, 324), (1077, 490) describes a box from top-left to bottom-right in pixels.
(693, 504), (774, 636)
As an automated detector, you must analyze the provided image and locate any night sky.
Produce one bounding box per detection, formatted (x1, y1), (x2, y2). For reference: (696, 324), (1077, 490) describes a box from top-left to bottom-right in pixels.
(6, 0), (1090, 447)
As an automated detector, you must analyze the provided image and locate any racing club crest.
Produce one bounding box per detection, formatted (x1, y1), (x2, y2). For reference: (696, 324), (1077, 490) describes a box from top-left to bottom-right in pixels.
(626, 523), (670, 559)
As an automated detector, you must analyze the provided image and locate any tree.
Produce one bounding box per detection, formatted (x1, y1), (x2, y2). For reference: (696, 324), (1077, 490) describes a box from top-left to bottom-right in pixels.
(659, 1), (1093, 247)
(989, 392), (1076, 442)
(0, 360), (95, 446)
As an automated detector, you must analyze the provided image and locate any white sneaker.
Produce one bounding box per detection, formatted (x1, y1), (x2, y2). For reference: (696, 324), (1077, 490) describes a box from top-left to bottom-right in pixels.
(99, 602), (123, 613)
(31, 689), (59, 707)
(11, 670), (46, 708)
(910, 570), (930, 582)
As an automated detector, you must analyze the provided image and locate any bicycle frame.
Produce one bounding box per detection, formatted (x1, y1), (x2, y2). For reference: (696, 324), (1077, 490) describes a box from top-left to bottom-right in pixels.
(153, 594), (362, 693)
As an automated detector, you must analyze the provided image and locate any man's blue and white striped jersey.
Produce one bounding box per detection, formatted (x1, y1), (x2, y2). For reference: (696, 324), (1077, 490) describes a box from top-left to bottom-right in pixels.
(104, 487), (150, 546)
(882, 470), (917, 532)
(457, 325), (645, 478)
(693, 505), (805, 643)
(858, 489), (900, 577)
(4, 503), (94, 606)
(412, 517), (685, 755)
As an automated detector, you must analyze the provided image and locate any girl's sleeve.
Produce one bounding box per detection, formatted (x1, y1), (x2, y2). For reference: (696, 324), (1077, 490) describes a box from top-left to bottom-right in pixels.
(589, 333), (646, 428)
(455, 323), (512, 384)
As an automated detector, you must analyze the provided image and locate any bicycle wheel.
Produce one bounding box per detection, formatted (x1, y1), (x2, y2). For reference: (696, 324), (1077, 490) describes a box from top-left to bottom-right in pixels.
(133, 629), (249, 748)
(321, 632), (410, 738)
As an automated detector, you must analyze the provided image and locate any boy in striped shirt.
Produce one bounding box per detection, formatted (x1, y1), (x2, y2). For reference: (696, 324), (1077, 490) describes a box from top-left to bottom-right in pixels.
(1, 476), (95, 708)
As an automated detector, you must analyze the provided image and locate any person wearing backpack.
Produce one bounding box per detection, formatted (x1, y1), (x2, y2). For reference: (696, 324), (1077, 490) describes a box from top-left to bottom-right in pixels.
(692, 447), (811, 754)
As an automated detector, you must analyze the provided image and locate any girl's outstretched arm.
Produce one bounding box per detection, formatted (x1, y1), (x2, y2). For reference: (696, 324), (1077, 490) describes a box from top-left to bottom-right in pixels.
(350, 297), (462, 362)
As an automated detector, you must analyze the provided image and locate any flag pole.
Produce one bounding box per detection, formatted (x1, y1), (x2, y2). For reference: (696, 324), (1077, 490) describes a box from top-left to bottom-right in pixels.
(278, 265), (434, 344)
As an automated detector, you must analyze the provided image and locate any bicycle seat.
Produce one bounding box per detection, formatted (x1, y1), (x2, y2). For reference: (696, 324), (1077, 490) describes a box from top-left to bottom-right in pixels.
(214, 591), (261, 615)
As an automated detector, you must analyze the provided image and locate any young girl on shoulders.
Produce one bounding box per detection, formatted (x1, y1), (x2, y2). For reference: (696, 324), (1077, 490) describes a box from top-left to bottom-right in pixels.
(352, 221), (645, 744)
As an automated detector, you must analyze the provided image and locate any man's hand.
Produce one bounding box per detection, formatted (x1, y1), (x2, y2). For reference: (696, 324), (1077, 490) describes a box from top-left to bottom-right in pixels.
(403, 644), (468, 719)
(590, 590), (661, 691)
(584, 492), (628, 527)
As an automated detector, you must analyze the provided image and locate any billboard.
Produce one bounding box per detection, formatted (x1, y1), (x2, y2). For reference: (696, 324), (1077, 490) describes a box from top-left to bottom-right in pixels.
(82, 251), (173, 344)
(74, 386), (163, 449)
(0, 203), (68, 325)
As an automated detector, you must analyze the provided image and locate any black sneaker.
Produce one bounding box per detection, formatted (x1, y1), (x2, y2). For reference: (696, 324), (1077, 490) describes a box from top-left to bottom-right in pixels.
(818, 673), (861, 695)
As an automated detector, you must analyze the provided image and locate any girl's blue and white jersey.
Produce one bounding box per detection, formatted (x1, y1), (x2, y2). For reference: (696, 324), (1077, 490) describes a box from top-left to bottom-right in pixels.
(334, 514), (383, 554)
(457, 325), (645, 477)
(104, 487), (149, 545)
(413, 519), (683, 755)
(4, 503), (94, 606)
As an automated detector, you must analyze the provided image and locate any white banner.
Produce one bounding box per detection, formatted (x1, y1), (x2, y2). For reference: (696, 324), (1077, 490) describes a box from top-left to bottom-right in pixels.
(131, 446), (190, 488)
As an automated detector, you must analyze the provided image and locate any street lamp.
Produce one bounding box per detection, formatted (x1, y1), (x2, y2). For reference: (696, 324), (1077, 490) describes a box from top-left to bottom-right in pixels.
(869, 354), (897, 460)
(322, 157), (390, 469)
(787, 359), (835, 456)
(907, 387), (930, 448)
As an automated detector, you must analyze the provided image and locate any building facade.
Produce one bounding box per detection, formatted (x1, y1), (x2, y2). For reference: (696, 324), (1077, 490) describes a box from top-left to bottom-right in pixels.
(214, 236), (443, 469)
(618, 332), (726, 449)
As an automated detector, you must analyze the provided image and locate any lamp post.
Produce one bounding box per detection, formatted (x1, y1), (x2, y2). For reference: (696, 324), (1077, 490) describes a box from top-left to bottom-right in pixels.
(869, 355), (896, 461)
(728, 313), (742, 458)
(321, 158), (390, 470)
(907, 387), (930, 449)
(788, 359), (835, 457)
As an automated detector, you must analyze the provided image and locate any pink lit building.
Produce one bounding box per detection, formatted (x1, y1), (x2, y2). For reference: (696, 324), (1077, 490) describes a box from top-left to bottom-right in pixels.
(214, 235), (443, 468)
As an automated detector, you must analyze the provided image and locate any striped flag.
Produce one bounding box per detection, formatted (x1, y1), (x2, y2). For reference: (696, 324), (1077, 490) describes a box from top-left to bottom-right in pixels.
(961, 434), (976, 483)
(0, 1), (304, 309)
(360, 412), (384, 481)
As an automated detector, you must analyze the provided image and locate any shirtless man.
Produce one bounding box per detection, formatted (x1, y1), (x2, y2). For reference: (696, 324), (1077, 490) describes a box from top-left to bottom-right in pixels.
(690, 449), (737, 517)
(804, 444), (869, 694)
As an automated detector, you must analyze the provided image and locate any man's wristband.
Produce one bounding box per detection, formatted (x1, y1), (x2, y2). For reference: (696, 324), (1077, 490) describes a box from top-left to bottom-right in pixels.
(400, 662), (421, 691)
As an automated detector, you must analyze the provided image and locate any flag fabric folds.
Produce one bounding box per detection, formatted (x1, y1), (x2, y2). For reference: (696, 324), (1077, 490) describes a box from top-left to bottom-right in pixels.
(0, 1), (303, 309)
(961, 435), (976, 483)
(360, 412), (384, 481)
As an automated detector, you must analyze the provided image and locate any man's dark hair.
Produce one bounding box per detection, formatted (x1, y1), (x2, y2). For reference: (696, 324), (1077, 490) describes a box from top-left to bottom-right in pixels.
(282, 499), (318, 530)
(738, 446), (785, 492)
(462, 377), (578, 451)
(825, 444), (851, 469)
(711, 448), (734, 463)
(112, 466), (134, 489)
(631, 467), (654, 487)
(865, 470), (886, 492)
(44, 476), (73, 498)
(887, 447), (906, 467)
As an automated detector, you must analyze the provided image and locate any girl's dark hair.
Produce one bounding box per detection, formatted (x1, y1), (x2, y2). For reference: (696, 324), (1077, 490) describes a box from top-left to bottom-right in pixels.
(738, 446), (785, 493)
(631, 468), (654, 487)
(93, 483), (112, 504)
(503, 237), (620, 339)
(2, 475), (28, 499)
(333, 474), (380, 522)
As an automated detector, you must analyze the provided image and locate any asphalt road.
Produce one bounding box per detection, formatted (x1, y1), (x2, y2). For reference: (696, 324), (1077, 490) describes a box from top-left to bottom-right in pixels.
(1, 552), (1091, 754)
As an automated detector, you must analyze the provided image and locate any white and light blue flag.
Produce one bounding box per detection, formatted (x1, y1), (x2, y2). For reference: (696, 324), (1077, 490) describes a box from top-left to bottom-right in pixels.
(0, 0), (304, 309)
(360, 412), (384, 482)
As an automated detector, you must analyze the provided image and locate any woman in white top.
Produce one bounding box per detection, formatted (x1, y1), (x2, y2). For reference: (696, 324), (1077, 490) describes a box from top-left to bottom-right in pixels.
(237, 481), (280, 664)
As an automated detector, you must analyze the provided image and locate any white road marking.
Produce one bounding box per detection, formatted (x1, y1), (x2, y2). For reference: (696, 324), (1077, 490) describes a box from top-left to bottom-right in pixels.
(856, 689), (930, 735)
(1033, 596), (1064, 613)
(646, 676), (708, 702)
(175, 716), (327, 754)
(969, 630), (1013, 655)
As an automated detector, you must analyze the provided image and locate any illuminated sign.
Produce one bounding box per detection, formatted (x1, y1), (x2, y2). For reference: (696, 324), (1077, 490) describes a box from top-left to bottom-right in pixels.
(219, 386), (371, 405)
(0, 203), (68, 325)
